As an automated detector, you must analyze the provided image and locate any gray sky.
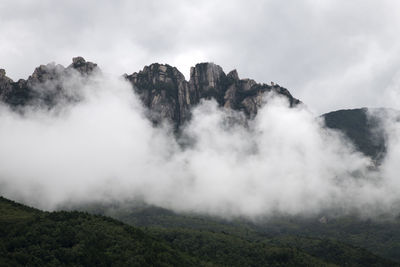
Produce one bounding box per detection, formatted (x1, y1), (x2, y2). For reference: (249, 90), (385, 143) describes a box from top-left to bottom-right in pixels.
(1, 0), (400, 114)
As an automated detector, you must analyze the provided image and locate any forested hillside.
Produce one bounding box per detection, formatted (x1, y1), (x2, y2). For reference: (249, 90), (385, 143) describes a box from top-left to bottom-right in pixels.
(1, 197), (397, 266)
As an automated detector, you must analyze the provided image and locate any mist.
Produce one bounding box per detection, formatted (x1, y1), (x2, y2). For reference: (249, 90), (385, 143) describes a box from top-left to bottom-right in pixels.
(0, 70), (399, 218)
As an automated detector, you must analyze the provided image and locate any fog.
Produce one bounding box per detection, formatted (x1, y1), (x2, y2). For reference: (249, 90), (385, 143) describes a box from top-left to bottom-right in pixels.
(0, 70), (399, 218)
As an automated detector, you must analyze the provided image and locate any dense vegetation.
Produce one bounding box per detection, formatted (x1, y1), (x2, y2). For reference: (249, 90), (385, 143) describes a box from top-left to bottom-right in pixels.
(149, 227), (397, 267)
(2, 197), (397, 266)
(0, 197), (197, 266)
(75, 202), (400, 266)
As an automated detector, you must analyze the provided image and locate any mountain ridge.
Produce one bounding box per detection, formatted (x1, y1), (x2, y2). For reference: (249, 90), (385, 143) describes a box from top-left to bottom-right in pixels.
(0, 57), (393, 161)
(0, 57), (301, 127)
(125, 61), (301, 127)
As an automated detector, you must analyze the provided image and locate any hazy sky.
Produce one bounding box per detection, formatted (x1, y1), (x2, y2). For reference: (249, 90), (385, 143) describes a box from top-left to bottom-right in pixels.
(1, 0), (400, 113)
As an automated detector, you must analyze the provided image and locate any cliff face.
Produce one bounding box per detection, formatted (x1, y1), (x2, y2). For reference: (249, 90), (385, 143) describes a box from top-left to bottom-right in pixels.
(124, 63), (191, 126)
(0, 57), (300, 126)
(126, 62), (301, 127)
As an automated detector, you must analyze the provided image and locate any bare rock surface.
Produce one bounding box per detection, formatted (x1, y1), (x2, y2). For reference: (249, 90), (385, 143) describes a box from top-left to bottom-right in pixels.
(126, 62), (300, 127)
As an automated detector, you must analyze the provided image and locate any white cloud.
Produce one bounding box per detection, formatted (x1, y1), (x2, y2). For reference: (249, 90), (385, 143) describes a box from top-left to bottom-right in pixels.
(0, 70), (399, 218)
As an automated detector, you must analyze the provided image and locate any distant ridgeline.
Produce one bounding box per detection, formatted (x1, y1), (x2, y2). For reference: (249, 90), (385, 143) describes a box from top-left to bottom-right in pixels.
(322, 108), (399, 162)
(0, 57), (393, 161)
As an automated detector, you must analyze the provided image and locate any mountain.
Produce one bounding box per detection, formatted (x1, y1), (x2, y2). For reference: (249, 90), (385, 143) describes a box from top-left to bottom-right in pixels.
(1, 196), (397, 266)
(2, 57), (400, 265)
(2, 57), (393, 162)
(322, 108), (400, 162)
(1, 57), (392, 161)
(322, 108), (386, 161)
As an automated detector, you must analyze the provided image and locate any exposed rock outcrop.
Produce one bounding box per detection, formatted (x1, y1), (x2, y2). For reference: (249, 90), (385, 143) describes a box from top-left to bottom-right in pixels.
(0, 57), (98, 108)
(125, 62), (301, 127)
(69, 57), (98, 76)
(0, 69), (15, 102)
(124, 63), (191, 126)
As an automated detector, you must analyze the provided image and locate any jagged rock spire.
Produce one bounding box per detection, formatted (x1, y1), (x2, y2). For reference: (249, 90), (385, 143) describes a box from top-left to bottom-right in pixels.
(69, 56), (98, 75)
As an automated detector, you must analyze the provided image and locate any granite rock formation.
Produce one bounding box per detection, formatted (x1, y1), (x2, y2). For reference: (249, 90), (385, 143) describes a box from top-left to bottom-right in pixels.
(125, 62), (301, 127)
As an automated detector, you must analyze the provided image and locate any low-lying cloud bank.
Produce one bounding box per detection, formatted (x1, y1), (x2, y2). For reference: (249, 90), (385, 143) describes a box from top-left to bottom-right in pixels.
(0, 71), (399, 218)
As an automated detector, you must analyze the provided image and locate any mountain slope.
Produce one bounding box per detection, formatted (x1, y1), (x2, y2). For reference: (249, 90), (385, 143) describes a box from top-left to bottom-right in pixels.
(73, 201), (400, 266)
(2, 196), (397, 266)
(323, 108), (387, 161)
(0, 197), (197, 266)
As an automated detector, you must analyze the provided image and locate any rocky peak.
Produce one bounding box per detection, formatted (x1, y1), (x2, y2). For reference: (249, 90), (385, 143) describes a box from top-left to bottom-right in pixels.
(240, 79), (257, 91)
(72, 56), (86, 65)
(68, 56), (98, 75)
(28, 63), (64, 85)
(189, 63), (228, 105)
(126, 63), (190, 126)
(227, 69), (239, 81)
(125, 61), (301, 127)
(128, 63), (185, 85)
(189, 63), (225, 89)
(0, 69), (12, 83)
(0, 57), (99, 108)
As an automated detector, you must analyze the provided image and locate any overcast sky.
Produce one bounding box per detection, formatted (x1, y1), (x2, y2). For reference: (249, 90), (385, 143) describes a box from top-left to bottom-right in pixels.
(1, 0), (400, 114)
